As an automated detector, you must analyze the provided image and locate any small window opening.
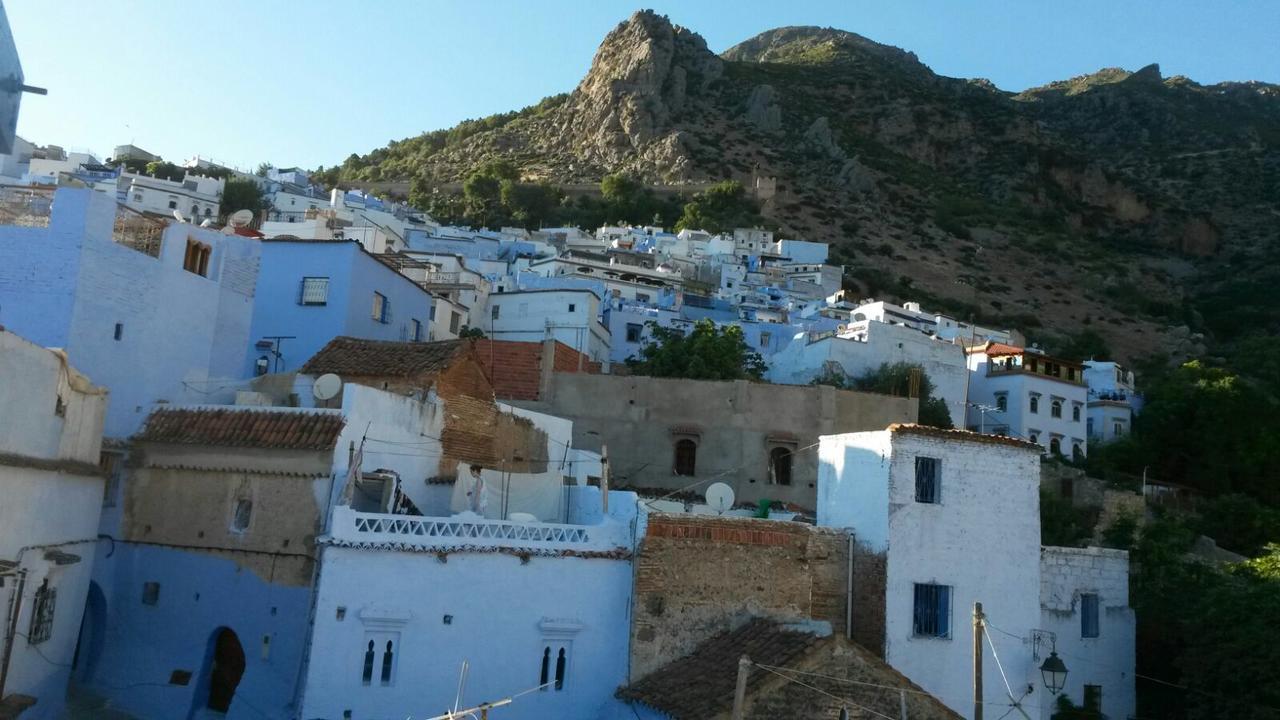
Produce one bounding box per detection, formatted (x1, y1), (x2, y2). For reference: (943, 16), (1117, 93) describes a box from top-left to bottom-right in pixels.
(362, 640), (375, 685)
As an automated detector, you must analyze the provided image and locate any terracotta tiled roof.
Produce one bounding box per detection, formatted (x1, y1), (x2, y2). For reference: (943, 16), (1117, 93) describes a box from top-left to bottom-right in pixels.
(967, 341), (1024, 356)
(301, 337), (467, 378)
(137, 407), (345, 450)
(617, 618), (822, 718)
(888, 423), (1042, 451)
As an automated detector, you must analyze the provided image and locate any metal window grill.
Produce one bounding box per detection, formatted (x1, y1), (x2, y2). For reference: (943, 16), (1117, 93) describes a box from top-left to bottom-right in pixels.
(28, 581), (56, 645)
(915, 456), (940, 504)
(912, 583), (950, 638)
(300, 277), (329, 305)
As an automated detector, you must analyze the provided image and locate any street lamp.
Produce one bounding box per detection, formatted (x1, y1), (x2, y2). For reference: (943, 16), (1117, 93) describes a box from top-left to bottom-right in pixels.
(1040, 651), (1069, 695)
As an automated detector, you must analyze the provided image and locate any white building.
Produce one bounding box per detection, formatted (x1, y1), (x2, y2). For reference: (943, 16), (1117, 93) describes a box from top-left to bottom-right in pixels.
(485, 289), (611, 367)
(1083, 360), (1140, 445)
(119, 171), (224, 221)
(817, 425), (1135, 720)
(768, 319), (969, 428)
(0, 331), (108, 720)
(852, 300), (1020, 346)
(965, 342), (1089, 458)
(1039, 547), (1136, 720)
(527, 254), (679, 304)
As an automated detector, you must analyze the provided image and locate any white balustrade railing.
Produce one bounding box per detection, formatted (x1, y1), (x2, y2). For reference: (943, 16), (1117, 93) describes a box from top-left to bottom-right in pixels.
(352, 514), (590, 544)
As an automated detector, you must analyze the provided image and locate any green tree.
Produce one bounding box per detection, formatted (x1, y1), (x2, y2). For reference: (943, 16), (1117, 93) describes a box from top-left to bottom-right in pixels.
(220, 177), (266, 215)
(500, 180), (562, 228)
(819, 362), (954, 429)
(627, 319), (765, 381)
(674, 180), (762, 234)
(255, 162), (272, 177)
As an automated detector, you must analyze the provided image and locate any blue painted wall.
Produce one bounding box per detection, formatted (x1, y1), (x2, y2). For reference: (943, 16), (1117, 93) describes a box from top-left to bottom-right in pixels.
(0, 189), (260, 438)
(82, 542), (312, 720)
(244, 241), (435, 376)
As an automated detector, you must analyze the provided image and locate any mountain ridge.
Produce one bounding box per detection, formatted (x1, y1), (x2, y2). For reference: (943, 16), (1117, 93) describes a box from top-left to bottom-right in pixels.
(323, 11), (1280, 363)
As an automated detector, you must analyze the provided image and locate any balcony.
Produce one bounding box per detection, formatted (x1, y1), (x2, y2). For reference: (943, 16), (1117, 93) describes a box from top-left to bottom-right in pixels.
(324, 504), (633, 557)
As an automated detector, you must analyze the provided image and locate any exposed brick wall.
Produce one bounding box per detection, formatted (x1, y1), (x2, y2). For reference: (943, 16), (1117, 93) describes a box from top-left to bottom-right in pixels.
(630, 514), (887, 681)
(473, 339), (600, 401)
(474, 340), (543, 401)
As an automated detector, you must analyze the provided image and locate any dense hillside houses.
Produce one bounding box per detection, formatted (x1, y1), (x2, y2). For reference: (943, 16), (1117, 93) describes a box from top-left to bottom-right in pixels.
(0, 181), (1146, 720)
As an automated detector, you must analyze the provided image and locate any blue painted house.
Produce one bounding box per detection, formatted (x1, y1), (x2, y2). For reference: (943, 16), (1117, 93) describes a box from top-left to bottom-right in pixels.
(244, 239), (436, 377)
(0, 187), (260, 440)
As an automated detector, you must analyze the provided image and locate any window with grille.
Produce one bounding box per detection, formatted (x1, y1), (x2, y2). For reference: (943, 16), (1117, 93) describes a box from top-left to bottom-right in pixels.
(1029, 395), (1040, 414)
(449, 312), (461, 334)
(28, 580), (56, 645)
(1051, 399), (1063, 419)
(231, 499), (252, 533)
(915, 456), (940, 504)
(1081, 593), (1100, 638)
(912, 583), (950, 638)
(299, 277), (329, 305)
(626, 323), (643, 343)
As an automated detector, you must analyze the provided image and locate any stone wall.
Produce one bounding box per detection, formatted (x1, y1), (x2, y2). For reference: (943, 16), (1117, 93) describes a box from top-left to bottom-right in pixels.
(515, 373), (916, 509)
(630, 514), (886, 681)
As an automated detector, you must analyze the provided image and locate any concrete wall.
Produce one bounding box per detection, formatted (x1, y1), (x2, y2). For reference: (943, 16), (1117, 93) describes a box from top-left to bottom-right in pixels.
(485, 289), (610, 365)
(245, 240), (434, 377)
(768, 320), (969, 429)
(0, 333), (106, 720)
(818, 429), (1045, 718)
(887, 432), (1042, 718)
(0, 188), (261, 439)
(81, 542), (312, 720)
(1038, 547), (1135, 720)
(515, 373), (916, 510)
(298, 545), (636, 720)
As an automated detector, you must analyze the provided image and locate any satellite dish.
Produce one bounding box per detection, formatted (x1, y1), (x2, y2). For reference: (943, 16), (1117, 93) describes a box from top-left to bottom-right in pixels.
(173, 209), (187, 223)
(313, 373), (342, 401)
(199, 218), (213, 228)
(705, 482), (735, 514)
(230, 209), (254, 227)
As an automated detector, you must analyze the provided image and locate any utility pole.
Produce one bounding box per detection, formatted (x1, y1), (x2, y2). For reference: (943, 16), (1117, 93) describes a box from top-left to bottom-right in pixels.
(731, 655), (751, 720)
(973, 602), (984, 720)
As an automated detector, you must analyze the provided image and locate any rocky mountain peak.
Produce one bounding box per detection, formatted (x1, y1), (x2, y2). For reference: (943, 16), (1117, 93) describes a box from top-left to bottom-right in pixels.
(561, 10), (722, 179)
(721, 25), (926, 72)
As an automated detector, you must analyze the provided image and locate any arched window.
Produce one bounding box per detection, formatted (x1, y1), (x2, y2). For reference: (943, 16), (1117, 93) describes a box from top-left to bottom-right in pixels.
(539, 647), (550, 689)
(1050, 437), (1062, 456)
(1072, 443), (1084, 461)
(1029, 396), (1039, 414)
(554, 648), (567, 690)
(769, 447), (793, 486)
(1051, 400), (1063, 419)
(362, 640), (375, 685)
(995, 395), (1007, 412)
(380, 640), (394, 685)
(204, 207), (212, 217)
(1072, 405), (1081, 422)
(674, 439), (697, 476)
(1029, 433), (1039, 445)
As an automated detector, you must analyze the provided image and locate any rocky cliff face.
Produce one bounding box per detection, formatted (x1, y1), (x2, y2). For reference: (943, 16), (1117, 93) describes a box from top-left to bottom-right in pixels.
(338, 12), (1280, 361)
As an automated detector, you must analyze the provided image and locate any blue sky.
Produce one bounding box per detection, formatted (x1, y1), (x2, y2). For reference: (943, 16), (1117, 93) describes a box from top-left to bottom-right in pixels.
(9, 0), (1278, 172)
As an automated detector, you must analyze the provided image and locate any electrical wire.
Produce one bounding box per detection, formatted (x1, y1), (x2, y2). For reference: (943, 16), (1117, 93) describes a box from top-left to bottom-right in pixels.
(752, 662), (899, 720)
